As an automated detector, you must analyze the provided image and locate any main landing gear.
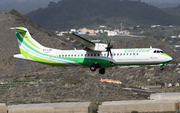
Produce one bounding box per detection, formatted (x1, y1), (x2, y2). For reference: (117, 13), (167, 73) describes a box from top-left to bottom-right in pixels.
(90, 63), (105, 74)
(99, 68), (105, 74)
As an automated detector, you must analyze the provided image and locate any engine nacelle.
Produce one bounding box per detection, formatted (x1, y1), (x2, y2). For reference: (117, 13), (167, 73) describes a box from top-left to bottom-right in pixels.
(88, 43), (107, 51)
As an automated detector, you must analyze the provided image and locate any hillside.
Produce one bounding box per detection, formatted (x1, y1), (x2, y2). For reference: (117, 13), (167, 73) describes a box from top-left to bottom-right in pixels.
(163, 5), (180, 14)
(0, 10), (180, 105)
(1, 64), (180, 104)
(141, 0), (180, 8)
(0, 0), (60, 13)
(0, 9), (72, 75)
(26, 0), (180, 31)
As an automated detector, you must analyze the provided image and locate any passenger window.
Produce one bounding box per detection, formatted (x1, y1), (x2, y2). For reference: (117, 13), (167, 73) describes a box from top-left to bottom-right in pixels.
(81, 54), (83, 56)
(114, 53), (116, 56)
(117, 53), (119, 56)
(120, 53), (122, 56)
(91, 54), (93, 56)
(137, 53), (138, 55)
(68, 55), (70, 57)
(98, 54), (100, 56)
(74, 54), (76, 57)
(133, 53), (135, 55)
(104, 54), (106, 56)
(88, 54), (90, 56)
(62, 55), (64, 57)
(127, 53), (128, 55)
(59, 55), (61, 57)
(124, 53), (125, 56)
(71, 54), (73, 57)
(130, 53), (132, 55)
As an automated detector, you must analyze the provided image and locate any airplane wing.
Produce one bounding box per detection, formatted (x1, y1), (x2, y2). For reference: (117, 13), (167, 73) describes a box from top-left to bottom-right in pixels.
(63, 33), (108, 51)
(63, 33), (95, 48)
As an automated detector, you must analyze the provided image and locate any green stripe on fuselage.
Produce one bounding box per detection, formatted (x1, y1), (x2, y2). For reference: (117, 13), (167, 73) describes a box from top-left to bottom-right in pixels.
(17, 32), (113, 67)
(159, 53), (172, 58)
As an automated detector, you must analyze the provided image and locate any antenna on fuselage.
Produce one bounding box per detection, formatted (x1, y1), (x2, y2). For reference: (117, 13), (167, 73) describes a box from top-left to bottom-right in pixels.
(150, 46), (152, 49)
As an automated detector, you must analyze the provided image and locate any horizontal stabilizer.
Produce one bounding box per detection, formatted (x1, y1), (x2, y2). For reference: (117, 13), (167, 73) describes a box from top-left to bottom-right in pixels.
(14, 54), (34, 61)
(10, 27), (27, 33)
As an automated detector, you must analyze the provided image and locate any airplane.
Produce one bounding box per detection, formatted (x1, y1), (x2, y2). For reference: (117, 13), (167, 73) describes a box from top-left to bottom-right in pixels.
(11, 27), (172, 74)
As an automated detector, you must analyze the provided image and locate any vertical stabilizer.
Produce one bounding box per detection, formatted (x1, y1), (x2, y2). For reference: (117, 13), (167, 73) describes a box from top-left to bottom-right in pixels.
(10, 27), (44, 55)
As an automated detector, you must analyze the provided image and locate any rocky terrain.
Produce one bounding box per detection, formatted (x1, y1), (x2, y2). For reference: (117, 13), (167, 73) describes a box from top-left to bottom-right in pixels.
(0, 65), (180, 105)
(0, 10), (180, 105)
(0, 9), (73, 75)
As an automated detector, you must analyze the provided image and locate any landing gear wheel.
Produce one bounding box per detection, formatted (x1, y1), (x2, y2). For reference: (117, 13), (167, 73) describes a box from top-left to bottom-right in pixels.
(99, 68), (105, 74)
(160, 66), (164, 70)
(90, 66), (96, 71)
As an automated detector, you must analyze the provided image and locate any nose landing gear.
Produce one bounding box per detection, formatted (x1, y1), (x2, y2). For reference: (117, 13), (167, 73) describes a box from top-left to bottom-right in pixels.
(160, 66), (164, 70)
(159, 63), (164, 70)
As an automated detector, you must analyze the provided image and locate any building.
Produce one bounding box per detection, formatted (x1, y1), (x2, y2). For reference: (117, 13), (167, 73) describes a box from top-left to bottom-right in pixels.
(70, 29), (76, 32)
(107, 31), (117, 36)
(124, 30), (130, 35)
(78, 32), (86, 35)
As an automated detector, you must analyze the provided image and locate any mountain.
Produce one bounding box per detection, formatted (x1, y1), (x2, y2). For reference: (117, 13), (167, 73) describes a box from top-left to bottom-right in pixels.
(0, 9), (72, 75)
(141, 0), (180, 8)
(0, 9), (180, 104)
(163, 5), (180, 14)
(27, 0), (180, 31)
(0, 0), (60, 13)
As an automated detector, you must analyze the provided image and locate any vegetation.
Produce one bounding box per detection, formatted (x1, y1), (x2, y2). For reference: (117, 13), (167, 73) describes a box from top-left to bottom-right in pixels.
(131, 111), (138, 113)
(0, 79), (37, 93)
(27, 0), (180, 31)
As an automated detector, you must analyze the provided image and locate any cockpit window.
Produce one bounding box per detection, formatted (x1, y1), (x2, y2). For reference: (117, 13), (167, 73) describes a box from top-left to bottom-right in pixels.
(160, 51), (164, 53)
(154, 50), (165, 53)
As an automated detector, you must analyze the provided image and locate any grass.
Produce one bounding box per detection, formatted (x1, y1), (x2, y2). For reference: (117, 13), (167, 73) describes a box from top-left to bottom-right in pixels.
(0, 79), (38, 93)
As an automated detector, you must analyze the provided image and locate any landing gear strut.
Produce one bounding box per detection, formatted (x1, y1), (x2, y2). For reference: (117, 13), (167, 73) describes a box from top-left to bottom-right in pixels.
(90, 63), (98, 71)
(159, 64), (164, 70)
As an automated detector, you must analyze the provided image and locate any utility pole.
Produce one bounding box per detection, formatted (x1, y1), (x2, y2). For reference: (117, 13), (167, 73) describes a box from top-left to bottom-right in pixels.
(121, 23), (122, 32)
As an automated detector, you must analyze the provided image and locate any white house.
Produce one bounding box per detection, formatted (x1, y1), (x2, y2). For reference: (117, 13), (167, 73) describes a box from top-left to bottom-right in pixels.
(107, 31), (117, 36)
(70, 29), (76, 32)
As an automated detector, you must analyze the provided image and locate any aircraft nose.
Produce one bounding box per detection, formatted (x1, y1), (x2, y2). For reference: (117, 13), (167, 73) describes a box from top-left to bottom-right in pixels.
(166, 56), (172, 61)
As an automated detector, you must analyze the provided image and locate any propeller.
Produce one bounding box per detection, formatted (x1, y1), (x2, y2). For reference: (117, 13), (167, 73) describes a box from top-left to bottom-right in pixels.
(106, 39), (113, 58)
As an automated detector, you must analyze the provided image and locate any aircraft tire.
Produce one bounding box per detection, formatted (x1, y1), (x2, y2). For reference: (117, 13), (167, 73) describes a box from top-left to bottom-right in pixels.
(99, 68), (105, 74)
(90, 66), (96, 71)
(160, 66), (164, 70)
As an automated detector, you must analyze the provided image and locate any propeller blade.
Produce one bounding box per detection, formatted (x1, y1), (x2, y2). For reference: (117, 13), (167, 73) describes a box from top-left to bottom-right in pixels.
(107, 51), (109, 57)
(109, 49), (112, 58)
(106, 39), (113, 58)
